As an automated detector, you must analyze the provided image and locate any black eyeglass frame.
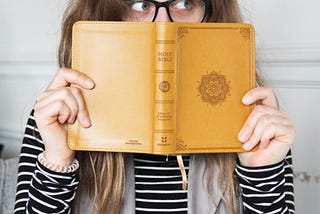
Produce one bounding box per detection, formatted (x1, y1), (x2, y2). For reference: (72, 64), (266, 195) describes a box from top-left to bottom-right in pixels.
(127, 0), (212, 22)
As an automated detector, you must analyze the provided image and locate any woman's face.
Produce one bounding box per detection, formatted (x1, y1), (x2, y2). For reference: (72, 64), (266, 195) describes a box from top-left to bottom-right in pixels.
(124, 0), (208, 22)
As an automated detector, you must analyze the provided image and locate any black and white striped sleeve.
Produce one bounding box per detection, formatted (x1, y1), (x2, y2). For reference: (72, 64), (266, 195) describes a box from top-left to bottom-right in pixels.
(14, 110), (79, 213)
(26, 160), (79, 213)
(235, 151), (295, 214)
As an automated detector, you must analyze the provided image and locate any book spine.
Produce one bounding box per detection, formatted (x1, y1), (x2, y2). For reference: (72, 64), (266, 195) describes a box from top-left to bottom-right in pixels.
(153, 23), (177, 154)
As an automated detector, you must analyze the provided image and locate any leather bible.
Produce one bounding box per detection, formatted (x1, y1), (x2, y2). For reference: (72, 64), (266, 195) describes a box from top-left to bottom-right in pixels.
(68, 21), (256, 154)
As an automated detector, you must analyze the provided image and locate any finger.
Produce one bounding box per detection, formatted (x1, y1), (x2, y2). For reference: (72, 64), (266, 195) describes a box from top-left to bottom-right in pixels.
(36, 90), (53, 102)
(47, 67), (95, 90)
(34, 100), (71, 127)
(36, 87), (91, 127)
(242, 115), (274, 151)
(242, 86), (278, 108)
(238, 105), (278, 142)
(259, 123), (295, 149)
(259, 122), (278, 149)
(242, 115), (293, 150)
(35, 88), (80, 124)
(238, 105), (293, 143)
(71, 87), (91, 128)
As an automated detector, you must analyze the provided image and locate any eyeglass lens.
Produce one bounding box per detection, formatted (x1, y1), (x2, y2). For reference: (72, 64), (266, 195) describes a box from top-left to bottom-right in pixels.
(125, 0), (206, 22)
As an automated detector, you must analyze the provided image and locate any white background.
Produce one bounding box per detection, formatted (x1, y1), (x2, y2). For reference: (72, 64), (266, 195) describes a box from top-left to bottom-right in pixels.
(0, 0), (319, 212)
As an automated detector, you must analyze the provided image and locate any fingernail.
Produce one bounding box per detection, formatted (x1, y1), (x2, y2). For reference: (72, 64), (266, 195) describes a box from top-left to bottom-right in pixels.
(242, 143), (251, 151)
(242, 95), (249, 104)
(238, 129), (247, 142)
(83, 118), (91, 127)
(85, 79), (94, 88)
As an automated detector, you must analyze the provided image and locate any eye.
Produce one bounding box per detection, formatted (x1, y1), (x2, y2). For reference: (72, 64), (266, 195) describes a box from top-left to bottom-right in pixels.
(173, 0), (193, 9)
(131, 1), (151, 11)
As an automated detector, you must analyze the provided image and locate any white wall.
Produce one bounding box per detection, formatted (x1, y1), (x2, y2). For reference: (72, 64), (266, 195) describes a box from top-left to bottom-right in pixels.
(0, 0), (64, 157)
(0, 0), (319, 213)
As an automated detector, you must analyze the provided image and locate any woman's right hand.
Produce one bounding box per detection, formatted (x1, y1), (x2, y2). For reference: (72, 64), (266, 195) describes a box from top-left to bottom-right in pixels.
(34, 67), (95, 167)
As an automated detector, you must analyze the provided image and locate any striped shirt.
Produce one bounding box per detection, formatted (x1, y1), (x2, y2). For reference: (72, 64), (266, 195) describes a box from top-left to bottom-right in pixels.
(235, 155), (295, 213)
(134, 154), (189, 213)
(14, 111), (295, 213)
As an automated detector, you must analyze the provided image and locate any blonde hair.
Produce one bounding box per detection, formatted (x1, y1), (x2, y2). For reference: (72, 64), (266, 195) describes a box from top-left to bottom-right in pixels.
(58, 0), (253, 213)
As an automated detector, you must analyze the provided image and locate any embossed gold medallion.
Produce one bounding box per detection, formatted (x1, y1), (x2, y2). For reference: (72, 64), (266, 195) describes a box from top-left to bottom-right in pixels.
(198, 71), (231, 106)
(159, 81), (170, 92)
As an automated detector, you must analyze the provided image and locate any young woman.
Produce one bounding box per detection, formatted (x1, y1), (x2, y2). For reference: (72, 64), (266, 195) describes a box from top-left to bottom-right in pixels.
(14, 0), (296, 213)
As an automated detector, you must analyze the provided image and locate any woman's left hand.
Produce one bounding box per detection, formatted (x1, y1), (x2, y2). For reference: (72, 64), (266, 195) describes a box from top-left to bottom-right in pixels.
(237, 86), (296, 167)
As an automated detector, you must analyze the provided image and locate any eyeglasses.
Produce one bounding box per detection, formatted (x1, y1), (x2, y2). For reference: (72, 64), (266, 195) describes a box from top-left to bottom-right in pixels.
(125, 0), (210, 22)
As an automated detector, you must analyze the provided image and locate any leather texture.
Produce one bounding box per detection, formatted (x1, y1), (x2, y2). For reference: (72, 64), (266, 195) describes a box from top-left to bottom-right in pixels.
(68, 21), (256, 154)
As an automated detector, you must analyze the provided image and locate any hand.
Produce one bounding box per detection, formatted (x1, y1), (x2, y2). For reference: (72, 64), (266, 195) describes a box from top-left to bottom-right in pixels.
(237, 87), (296, 167)
(34, 67), (95, 166)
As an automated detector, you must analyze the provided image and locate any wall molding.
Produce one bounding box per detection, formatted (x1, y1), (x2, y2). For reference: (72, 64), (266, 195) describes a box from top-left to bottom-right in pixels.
(257, 46), (320, 63)
(259, 62), (320, 89)
(0, 128), (23, 142)
(268, 80), (320, 89)
(256, 46), (320, 88)
(0, 60), (57, 77)
(0, 50), (57, 63)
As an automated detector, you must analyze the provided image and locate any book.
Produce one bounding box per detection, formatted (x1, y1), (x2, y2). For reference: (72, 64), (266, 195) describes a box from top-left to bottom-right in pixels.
(68, 21), (256, 154)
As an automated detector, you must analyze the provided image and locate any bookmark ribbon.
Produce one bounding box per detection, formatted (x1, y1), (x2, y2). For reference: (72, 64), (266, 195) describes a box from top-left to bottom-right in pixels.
(176, 155), (187, 190)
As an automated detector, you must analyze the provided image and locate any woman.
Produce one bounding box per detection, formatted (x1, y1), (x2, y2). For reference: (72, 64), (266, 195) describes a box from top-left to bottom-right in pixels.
(14, 0), (295, 213)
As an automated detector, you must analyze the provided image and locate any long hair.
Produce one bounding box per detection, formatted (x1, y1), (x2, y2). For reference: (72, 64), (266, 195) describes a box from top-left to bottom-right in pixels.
(58, 0), (257, 213)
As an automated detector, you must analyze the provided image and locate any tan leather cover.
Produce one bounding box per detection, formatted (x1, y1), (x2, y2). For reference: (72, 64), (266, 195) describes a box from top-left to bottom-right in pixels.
(68, 21), (256, 154)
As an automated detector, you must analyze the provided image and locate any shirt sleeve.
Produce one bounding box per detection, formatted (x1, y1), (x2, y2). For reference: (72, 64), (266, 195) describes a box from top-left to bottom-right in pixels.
(14, 110), (79, 214)
(26, 160), (79, 213)
(235, 151), (295, 214)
